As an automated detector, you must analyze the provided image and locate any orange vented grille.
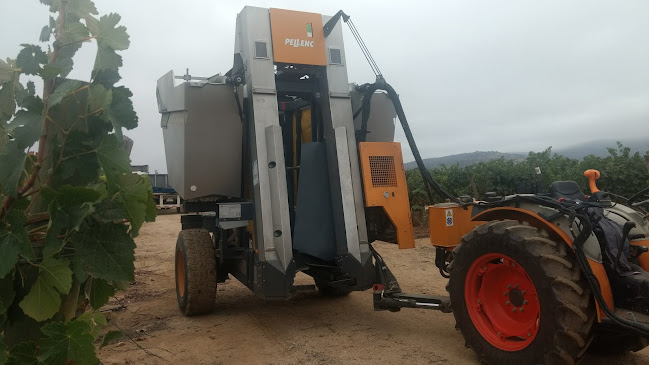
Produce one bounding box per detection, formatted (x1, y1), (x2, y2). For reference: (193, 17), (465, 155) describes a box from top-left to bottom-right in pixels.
(360, 142), (414, 249)
(369, 156), (398, 187)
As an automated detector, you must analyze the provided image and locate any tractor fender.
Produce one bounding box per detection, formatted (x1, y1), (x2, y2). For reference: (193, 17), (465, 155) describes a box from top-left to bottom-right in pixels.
(471, 206), (614, 320)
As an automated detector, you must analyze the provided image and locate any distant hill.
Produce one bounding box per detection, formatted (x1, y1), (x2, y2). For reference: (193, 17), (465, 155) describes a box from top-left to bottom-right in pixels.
(404, 138), (649, 170)
(404, 151), (525, 170)
(554, 138), (649, 160)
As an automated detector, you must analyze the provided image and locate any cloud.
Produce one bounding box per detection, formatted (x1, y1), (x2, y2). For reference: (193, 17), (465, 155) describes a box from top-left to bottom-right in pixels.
(1, 0), (647, 171)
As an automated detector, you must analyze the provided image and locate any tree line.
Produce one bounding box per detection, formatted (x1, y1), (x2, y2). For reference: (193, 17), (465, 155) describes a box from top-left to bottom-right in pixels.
(406, 143), (649, 223)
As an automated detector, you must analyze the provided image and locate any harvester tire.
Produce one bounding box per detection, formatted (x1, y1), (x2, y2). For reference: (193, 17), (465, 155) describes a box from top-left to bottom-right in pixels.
(175, 229), (217, 315)
(315, 281), (352, 297)
(448, 220), (595, 365)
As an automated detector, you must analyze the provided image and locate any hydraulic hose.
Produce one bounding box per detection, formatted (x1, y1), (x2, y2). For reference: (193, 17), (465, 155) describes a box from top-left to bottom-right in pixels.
(358, 80), (460, 204)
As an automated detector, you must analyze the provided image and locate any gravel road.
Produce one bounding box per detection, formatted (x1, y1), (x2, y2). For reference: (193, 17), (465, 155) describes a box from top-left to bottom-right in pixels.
(98, 213), (649, 364)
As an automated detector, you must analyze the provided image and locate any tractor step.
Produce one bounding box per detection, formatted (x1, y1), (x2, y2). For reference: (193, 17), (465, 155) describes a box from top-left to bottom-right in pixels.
(610, 309), (649, 326)
(292, 284), (316, 292)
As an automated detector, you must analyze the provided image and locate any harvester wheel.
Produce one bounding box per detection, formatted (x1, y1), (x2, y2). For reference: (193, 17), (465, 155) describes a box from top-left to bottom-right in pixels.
(315, 280), (352, 297)
(175, 229), (217, 315)
(448, 220), (595, 364)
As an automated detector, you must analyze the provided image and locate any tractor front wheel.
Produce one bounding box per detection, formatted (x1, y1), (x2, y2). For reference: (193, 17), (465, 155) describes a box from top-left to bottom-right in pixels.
(448, 220), (595, 364)
(175, 229), (217, 315)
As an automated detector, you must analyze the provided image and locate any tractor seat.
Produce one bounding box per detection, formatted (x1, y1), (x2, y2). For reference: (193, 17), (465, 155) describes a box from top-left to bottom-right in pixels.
(550, 181), (586, 201)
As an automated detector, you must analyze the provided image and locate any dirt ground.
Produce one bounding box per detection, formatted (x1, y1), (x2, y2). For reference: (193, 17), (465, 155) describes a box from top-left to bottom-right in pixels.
(98, 213), (649, 365)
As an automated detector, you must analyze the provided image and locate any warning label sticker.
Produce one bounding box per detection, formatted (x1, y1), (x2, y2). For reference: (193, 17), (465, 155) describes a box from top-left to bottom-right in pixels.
(445, 209), (454, 227)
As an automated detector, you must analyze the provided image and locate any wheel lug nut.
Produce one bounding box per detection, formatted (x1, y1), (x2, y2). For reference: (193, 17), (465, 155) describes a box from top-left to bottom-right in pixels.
(503, 291), (508, 296)
(521, 290), (526, 295)
(507, 284), (512, 289)
(505, 301), (510, 305)
(512, 307), (517, 312)
(514, 283), (519, 288)
(519, 307), (525, 312)
(523, 300), (528, 305)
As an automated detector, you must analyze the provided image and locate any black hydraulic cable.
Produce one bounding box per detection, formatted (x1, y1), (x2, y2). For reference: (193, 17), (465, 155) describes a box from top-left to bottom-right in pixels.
(358, 81), (459, 204)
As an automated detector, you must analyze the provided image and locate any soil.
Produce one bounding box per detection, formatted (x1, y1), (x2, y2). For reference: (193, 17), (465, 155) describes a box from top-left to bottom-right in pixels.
(98, 213), (649, 365)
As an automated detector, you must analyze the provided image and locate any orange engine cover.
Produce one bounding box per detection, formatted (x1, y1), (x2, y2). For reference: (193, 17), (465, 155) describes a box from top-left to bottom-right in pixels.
(359, 142), (415, 249)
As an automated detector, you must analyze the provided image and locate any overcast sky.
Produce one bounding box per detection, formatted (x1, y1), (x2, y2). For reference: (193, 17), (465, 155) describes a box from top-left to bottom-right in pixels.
(1, 0), (648, 173)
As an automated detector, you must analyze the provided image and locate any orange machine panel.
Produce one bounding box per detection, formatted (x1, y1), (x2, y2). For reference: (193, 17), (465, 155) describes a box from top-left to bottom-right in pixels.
(269, 8), (327, 66)
(429, 204), (482, 248)
(359, 142), (415, 249)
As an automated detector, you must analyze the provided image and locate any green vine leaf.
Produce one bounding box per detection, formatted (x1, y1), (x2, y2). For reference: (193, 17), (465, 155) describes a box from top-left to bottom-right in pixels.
(39, 320), (97, 365)
(16, 45), (48, 76)
(0, 334), (7, 365)
(59, 22), (89, 47)
(107, 86), (137, 137)
(39, 25), (52, 43)
(0, 276), (14, 330)
(66, 0), (99, 20)
(47, 80), (82, 108)
(71, 224), (135, 283)
(0, 64), (24, 122)
(100, 331), (123, 349)
(95, 13), (129, 51)
(6, 342), (40, 365)
(88, 278), (114, 309)
(92, 48), (121, 89)
(0, 210), (32, 278)
(0, 59), (16, 84)
(19, 257), (73, 322)
(96, 134), (130, 190)
(93, 46), (121, 73)
(6, 98), (44, 150)
(0, 275), (16, 318)
(75, 312), (106, 340)
(42, 186), (102, 224)
(41, 185), (102, 257)
(114, 173), (155, 236)
(51, 42), (82, 79)
(38, 64), (66, 80)
(0, 139), (27, 198)
(49, 133), (101, 188)
(87, 83), (111, 120)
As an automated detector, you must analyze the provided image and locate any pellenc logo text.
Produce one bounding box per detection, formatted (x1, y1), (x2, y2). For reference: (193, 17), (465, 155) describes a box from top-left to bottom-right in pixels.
(285, 38), (314, 48)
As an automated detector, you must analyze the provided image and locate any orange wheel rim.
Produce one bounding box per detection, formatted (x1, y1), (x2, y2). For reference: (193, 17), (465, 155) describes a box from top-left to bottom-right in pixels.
(465, 253), (540, 351)
(176, 249), (185, 297)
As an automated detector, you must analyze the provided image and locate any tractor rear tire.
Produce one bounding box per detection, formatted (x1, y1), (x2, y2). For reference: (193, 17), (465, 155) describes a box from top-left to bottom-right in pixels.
(448, 220), (595, 365)
(175, 229), (217, 316)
